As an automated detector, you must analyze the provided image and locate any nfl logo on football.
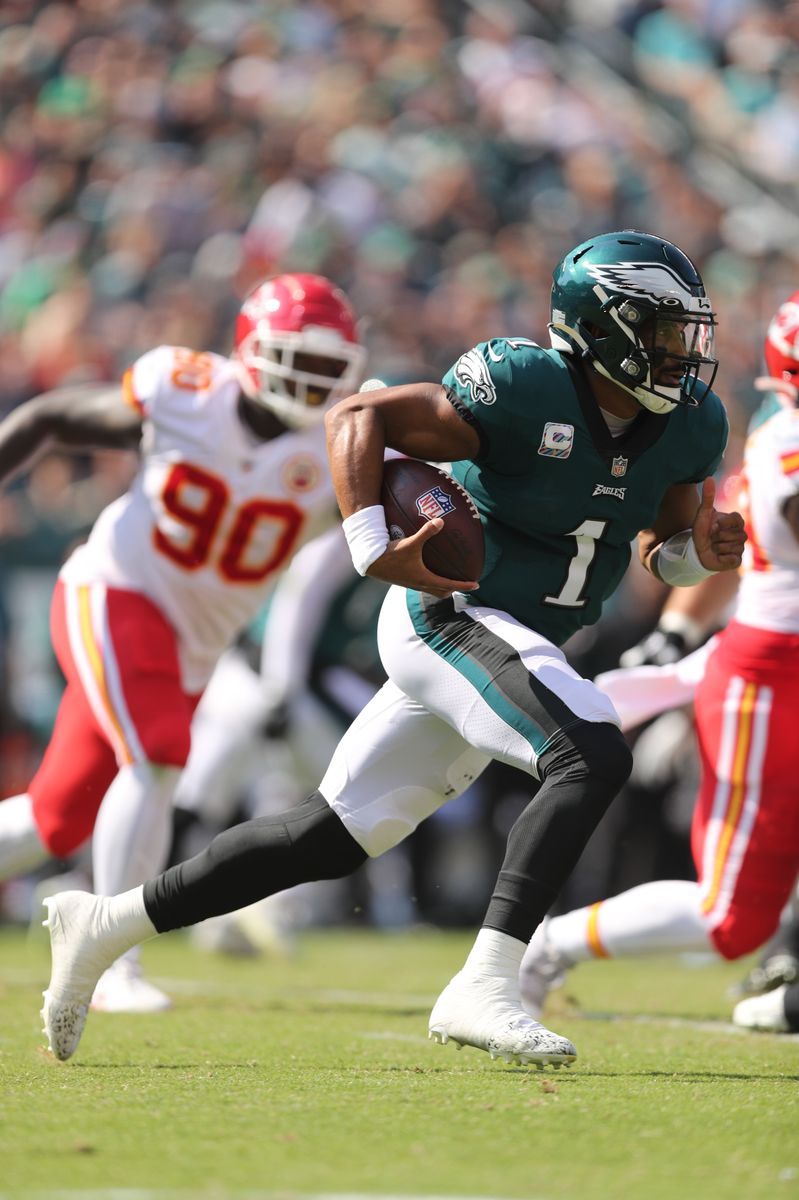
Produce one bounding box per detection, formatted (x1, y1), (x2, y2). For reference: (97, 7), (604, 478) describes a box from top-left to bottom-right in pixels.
(611, 455), (628, 478)
(416, 486), (455, 520)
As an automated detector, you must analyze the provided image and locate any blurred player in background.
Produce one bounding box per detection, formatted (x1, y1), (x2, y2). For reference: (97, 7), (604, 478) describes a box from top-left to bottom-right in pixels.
(0, 273), (365, 1010)
(40, 229), (745, 1068)
(173, 523), (393, 953)
(520, 290), (799, 1030)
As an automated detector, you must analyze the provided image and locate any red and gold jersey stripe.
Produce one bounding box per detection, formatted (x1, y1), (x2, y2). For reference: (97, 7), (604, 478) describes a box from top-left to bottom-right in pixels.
(701, 681), (757, 916)
(780, 449), (799, 477)
(77, 586), (134, 766)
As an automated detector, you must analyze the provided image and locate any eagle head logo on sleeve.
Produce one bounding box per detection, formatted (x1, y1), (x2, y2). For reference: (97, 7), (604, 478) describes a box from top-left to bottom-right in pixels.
(453, 348), (498, 406)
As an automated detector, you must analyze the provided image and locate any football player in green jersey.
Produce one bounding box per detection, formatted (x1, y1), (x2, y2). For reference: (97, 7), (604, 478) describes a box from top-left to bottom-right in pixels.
(41, 231), (746, 1069)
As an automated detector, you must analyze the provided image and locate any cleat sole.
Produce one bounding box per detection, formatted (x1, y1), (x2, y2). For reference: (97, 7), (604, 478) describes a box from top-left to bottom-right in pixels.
(430, 1030), (576, 1070)
(427, 974), (577, 1070)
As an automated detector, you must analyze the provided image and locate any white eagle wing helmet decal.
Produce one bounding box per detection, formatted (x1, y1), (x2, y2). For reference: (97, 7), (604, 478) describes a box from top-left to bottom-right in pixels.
(453, 347), (497, 405)
(585, 261), (712, 316)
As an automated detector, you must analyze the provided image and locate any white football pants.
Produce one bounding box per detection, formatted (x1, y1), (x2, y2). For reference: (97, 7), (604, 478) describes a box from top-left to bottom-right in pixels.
(320, 586), (620, 856)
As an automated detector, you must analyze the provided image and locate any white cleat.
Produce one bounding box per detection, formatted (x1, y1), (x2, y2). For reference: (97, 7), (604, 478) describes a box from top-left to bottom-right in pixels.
(519, 917), (570, 1020)
(91, 960), (172, 1013)
(41, 892), (119, 1061)
(732, 985), (790, 1033)
(428, 970), (577, 1068)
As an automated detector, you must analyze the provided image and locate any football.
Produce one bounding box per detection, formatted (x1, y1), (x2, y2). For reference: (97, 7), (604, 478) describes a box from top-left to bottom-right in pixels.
(380, 457), (485, 582)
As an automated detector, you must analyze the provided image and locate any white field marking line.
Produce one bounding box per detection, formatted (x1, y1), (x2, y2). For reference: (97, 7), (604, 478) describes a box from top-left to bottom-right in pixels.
(133, 978), (437, 1007)
(155, 979), (799, 1040)
(60, 977), (799, 1038)
(20, 1193), (511, 1200)
(359, 1030), (423, 1043)
(579, 1010), (799, 1041)
(0, 967), (434, 1006)
(6, 966), (799, 1041)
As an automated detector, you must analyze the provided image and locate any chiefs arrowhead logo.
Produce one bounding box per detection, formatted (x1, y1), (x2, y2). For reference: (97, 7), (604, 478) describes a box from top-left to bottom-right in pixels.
(282, 456), (321, 493)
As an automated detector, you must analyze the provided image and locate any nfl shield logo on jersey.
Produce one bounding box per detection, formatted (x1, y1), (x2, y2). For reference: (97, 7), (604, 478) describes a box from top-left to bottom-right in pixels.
(416, 485), (456, 520)
(611, 455), (628, 478)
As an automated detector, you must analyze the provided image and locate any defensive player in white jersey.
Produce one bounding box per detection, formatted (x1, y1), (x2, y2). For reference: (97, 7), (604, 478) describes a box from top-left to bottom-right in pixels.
(0, 273), (365, 1010)
(519, 290), (799, 1024)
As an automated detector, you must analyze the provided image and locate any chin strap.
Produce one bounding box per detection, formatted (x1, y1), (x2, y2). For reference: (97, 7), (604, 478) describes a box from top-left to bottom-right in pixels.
(589, 356), (678, 415)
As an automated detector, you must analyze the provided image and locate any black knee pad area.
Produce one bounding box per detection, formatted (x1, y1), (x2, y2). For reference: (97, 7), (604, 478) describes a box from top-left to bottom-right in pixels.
(205, 791), (369, 883)
(483, 722), (633, 942)
(540, 719), (633, 795)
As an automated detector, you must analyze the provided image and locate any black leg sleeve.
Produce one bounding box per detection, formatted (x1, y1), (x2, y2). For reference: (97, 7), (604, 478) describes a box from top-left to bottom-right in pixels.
(483, 720), (633, 944)
(143, 792), (368, 932)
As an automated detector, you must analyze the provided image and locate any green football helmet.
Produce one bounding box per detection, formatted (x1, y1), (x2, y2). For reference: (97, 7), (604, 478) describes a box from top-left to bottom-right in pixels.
(549, 230), (718, 414)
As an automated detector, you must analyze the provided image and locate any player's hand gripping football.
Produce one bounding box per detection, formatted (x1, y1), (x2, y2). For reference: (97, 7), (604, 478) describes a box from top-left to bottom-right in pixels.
(692, 477), (746, 571)
(367, 521), (479, 599)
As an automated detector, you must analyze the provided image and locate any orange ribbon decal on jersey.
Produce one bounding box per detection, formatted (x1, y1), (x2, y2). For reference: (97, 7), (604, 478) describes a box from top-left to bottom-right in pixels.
(77, 586), (134, 766)
(780, 450), (799, 477)
(586, 901), (610, 958)
(701, 681), (757, 916)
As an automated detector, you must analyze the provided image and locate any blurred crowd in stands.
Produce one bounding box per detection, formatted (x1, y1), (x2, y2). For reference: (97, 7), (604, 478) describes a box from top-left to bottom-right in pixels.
(1, 0), (797, 928)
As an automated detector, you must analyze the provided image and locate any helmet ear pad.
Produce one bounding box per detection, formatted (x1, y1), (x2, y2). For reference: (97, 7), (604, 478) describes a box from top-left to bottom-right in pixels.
(579, 309), (650, 383)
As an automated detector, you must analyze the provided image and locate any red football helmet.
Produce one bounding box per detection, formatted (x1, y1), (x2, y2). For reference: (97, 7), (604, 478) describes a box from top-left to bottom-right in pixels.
(234, 273), (366, 428)
(763, 290), (799, 395)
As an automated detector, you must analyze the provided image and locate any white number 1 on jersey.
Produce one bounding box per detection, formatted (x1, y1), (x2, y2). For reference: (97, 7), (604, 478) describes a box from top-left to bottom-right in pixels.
(543, 519), (609, 608)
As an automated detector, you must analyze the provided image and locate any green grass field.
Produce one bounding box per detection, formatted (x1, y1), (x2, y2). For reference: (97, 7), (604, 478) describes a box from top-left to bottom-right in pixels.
(1, 924), (798, 1200)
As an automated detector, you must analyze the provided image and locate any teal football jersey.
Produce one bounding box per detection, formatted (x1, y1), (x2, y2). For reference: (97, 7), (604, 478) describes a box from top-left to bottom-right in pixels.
(439, 339), (729, 645)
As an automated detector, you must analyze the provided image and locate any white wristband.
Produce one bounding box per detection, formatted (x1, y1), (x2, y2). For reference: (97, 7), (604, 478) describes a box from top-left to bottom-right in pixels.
(653, 530), (715, 587)
(342, 505), (390, 576)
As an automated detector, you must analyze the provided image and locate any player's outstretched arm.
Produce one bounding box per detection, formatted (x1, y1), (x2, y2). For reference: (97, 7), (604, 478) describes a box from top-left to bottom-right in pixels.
(0, 383), (142, 485)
